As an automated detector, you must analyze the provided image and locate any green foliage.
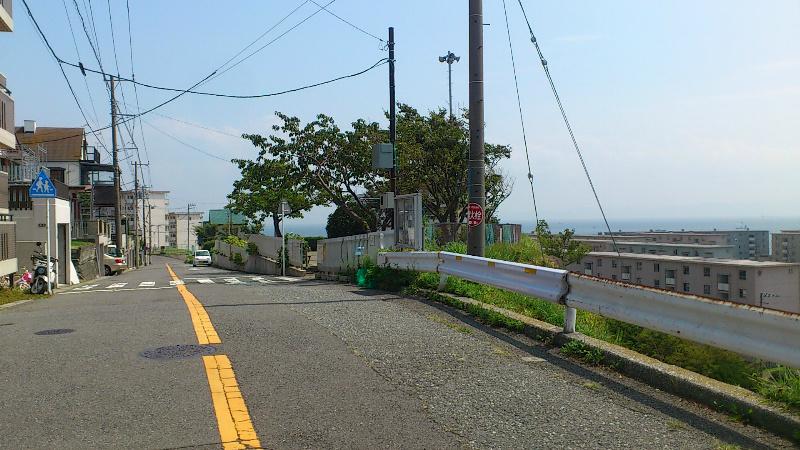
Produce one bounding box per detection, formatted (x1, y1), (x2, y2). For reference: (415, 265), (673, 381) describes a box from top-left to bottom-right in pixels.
(534, 220), (590, 268)
(561, 340), (605, 365)
(396, 104), (513, 224)
(194, 223), (223, 248)
(246, 242), (259, 256)
(326, 204), (371, 238)
(232, 252), (244, 266)
(443, 241), (467, 254)
(486, 235), (547, 266)
(223, 235), (248, 249)
(754, 366), (800, 410)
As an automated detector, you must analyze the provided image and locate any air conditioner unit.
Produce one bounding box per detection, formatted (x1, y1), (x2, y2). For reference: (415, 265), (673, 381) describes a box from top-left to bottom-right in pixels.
(24, 120), (37, 134)
(380, 192), (394, 210)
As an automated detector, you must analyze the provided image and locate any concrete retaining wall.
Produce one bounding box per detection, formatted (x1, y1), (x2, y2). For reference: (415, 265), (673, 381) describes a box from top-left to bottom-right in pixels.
(318, 230), (395, 274)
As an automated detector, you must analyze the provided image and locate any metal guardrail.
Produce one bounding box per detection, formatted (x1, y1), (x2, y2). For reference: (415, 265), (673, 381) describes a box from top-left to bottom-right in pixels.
(378, 251), (800, 368)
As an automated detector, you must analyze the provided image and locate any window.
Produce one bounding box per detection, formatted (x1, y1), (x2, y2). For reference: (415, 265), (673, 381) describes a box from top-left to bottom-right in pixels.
(739, 289), (747, 299)
(636, 262), (642, 270)
(597, 258), (603, 267)
(718, 274), (729, 284)
(703, 267), (710, 277)
(584, 262), (593, 271)
(654, 280), (660, 288)
(0, 100), (5, 129)
(654, 263), (660, 272)
(683, 265), (689, 275)
(665, 269), (676, 277)
(612, 260), (618, 268)
(50, 167), (65, 183)
(703, 285), (711, 295)
(739, 270), (747, 280)
(683, 282), (690, 292)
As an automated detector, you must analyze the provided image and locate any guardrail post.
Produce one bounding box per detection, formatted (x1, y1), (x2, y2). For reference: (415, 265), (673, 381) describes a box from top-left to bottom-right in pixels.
(437, 274), (448, 291)
(563, 307), (577, 333)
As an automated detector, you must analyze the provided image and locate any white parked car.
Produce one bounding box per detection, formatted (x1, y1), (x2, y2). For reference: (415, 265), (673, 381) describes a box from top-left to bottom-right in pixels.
(193, 250), (212, 267)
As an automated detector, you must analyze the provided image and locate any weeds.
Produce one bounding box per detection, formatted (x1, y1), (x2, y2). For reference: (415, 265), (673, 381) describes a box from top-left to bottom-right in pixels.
(561, 340), (605, 365)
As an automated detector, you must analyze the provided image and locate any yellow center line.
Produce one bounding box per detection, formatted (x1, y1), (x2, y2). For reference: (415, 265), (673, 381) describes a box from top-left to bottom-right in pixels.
(166, 264), (221, 345)
(165, 264), (262, 449)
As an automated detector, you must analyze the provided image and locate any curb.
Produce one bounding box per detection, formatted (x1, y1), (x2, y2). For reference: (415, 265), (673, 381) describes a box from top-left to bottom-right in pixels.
(412, 288), (800, 442)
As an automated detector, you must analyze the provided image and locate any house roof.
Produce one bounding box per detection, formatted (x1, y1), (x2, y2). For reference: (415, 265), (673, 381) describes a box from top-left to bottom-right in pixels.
(15, 127), (85, 161)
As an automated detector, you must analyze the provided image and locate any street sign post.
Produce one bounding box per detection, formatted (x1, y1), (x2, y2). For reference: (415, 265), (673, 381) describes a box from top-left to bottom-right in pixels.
(467, 202), (484, 228)
(29, 169), (56, 294)
(281, 201), (291, 277)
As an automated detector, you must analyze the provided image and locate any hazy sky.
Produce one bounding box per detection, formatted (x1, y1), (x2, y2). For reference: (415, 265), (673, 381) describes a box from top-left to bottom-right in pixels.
(2, 0), (798, 232)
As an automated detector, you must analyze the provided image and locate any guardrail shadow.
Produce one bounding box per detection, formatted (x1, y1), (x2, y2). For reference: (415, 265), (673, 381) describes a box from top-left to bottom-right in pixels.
(413, 295), (773, 449)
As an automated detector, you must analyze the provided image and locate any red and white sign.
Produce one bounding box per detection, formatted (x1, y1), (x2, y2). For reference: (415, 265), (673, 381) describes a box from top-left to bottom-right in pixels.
(467, 202), (484, 227)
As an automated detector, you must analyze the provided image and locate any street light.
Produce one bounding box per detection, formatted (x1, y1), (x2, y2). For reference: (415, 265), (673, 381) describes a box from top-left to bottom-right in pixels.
(438, 51), (460, 117)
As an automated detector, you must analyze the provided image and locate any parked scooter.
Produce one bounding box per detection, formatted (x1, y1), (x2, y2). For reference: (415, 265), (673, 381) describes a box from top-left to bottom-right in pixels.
(29, 244), (57, 295)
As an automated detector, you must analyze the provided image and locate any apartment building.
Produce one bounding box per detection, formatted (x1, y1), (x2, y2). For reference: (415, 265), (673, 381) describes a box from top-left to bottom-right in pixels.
(773, 231), (800, 263)
(576, 238), (736, 259)
(568, 252), (800, 314)
(579, 230), (769, 260)
(167, 211), (203, 250)
(0, 1), (18, 281)
(121, 190), (170, 250)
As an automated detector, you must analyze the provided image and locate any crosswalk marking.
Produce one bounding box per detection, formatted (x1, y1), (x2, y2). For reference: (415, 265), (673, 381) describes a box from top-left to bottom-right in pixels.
(139, 281), (156, 287)
(276, 276), (298, 282)
(169, 280), (185, 286)
(197, 279), (214, 284)
(108, 283), (128, 289)
(251, 277), (274, 284)
(223, 277), (242, 284)
(74, 284), (99, 291)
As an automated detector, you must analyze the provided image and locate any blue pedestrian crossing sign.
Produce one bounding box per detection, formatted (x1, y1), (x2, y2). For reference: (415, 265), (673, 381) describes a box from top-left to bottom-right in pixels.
(29, 169), (56, 198)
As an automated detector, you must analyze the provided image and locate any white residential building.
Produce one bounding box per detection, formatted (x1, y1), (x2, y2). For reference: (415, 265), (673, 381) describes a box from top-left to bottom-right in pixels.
(167, 211), (203, 250)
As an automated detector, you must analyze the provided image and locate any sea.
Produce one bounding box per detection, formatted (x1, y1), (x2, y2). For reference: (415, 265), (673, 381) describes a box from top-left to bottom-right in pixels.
(277, 216), (800, 237)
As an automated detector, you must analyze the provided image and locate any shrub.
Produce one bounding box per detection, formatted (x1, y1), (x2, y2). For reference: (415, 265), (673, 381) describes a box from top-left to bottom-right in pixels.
(246, 242), (259, 256)
(223, 235), (248, 248)
(232, 252), (244, 266)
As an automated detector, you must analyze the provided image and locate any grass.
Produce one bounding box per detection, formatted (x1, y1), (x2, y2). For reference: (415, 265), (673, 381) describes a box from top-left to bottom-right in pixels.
(70, 239), (95, 250)
(0, 288), (47, 306)
(366, 236), (800, 415)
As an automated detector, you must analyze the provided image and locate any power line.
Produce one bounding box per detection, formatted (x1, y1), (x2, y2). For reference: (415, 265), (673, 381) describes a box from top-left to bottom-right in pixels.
(60, 56), (389, 99)
(22, 0), (110, 157)
(501, 0), (539, 227)
(308, 0), (386, 44)
(125, 0), (152, 189)
(206, 0), (338, 83)
(133, 108), (242, 139)
(515, 0), (619, 254)
(142, 120), (233, 163)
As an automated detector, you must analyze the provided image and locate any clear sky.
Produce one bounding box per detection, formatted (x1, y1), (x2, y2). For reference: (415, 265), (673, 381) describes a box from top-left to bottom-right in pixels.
(2, 0), (798, 233)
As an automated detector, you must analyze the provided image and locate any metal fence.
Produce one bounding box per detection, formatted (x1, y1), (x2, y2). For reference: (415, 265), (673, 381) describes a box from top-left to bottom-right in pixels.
(378, 251), (800, 368)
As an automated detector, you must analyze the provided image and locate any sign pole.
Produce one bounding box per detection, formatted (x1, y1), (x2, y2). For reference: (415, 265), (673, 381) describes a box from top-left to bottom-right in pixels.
(46, 197), (52, 295)
(281, 209), (286, 277)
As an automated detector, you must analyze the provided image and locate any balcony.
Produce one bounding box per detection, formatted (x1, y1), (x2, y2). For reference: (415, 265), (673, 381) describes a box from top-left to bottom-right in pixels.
(665, 277), (676, 286)
(0, 83), (14, 149)
(621, 273), (631, 281)
(718, 283), (730, 292)
(0, 0), (12, 32)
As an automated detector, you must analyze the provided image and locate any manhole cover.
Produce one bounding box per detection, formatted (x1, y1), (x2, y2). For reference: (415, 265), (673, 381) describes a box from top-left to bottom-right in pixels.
(34, 328), (75, 335)
(140, 344), (217, 360)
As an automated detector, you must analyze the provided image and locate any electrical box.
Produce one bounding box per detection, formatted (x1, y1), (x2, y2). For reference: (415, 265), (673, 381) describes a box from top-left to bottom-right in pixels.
(380, 192), (394, 210)
(372, 143), (394, 169)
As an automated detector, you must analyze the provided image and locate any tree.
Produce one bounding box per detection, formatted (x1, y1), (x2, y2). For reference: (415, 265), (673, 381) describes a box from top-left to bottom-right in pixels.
(326, 204), (371, 238)
(194, 222), (222, 251)
(244, 113), (386, 233)
(534, 220), (590, 268)
(230, 140), (316, 237)
(395, 104), (513, 235)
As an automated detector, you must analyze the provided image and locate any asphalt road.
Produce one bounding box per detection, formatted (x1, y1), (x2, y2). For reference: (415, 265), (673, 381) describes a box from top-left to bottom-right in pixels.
(0, 256), (792, 449)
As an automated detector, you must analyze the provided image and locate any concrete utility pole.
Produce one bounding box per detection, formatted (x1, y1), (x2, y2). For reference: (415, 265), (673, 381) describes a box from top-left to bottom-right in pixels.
(388, 27), (398, 244)
(133, 164), (140, 267)
(439, 51), (460, 117)
(147, 204), (153, 264)
(132, 162), (149, 266)
(110, 76), (123, 251)
(467, 0), (486, 256)
(187, 203), (196, 251)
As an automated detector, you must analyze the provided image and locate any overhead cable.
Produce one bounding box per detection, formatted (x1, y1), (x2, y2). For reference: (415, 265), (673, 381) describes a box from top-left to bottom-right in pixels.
(515, 0), (620, 254)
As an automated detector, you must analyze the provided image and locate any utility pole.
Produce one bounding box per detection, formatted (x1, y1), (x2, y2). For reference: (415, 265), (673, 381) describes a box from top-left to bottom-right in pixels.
(467, 0), (486, 256)
(187, 203), (196, 252)
(147, 204), (153, 264)
(133, 164), (140, 268)
(439, 51), (460, 117)
(388, 27), (398, 243)
(110, 76), (123, 251)
(132, 161), (149, 266)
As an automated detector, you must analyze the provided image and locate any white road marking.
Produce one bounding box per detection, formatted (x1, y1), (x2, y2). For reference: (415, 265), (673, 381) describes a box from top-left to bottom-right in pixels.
(139, 281), (156, 287)
(74, 284), (99, 291)
(251, 277), (274, 284)
(197, 279), (214, 284)
(276, 276), (298, 282)
(108, 283), (128, 289)
(223, 277), (242, 284)
(169, 280), (184, 286)
(189, 268), (201, 271)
